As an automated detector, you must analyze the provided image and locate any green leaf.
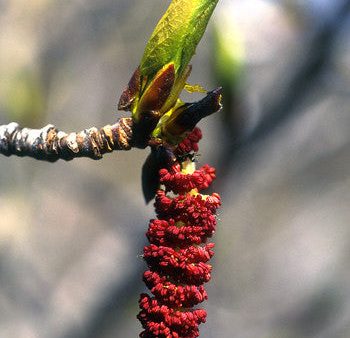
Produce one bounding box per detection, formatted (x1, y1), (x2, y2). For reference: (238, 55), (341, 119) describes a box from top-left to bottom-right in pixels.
(140, 0), (219, 78)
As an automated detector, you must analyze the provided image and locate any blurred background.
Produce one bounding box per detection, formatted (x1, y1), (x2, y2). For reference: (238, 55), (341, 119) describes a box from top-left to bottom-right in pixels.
(0, 0), (350, 337)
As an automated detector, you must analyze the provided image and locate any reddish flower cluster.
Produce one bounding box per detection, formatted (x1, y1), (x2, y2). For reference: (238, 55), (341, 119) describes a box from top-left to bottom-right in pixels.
(138, 128), (221, 338)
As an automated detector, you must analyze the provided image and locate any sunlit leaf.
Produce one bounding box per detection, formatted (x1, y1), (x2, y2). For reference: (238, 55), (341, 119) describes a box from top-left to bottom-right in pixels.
(140, 0), (219, 78)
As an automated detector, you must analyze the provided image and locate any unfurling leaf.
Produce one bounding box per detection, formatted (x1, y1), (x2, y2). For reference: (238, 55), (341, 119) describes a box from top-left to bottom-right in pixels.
(119, 0), (219, 131)
(140, 0), (219, 78)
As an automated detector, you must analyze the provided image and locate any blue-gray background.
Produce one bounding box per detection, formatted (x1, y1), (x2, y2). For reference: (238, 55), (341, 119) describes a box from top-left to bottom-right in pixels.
(0, 1), (350, 337)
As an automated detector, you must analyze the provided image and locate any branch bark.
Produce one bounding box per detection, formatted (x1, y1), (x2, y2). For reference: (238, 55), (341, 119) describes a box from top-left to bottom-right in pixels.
(0, 118), (133, 162)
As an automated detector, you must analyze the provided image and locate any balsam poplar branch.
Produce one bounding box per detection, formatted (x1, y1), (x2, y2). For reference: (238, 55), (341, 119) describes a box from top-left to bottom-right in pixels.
(0, 118), (133, 162)
(0, 86), (221, 163)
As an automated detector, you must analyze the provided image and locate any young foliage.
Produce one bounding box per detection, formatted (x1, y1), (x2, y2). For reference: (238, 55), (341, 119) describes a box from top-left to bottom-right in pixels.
(118, 0), (220, 148)
(140, 0), (219, 77)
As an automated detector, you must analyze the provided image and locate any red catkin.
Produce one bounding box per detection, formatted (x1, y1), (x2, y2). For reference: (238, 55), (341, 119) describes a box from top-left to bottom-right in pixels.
(138, 128), (221, 338)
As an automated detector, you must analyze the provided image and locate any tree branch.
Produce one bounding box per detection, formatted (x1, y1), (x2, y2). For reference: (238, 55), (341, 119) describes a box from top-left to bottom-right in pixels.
(0, 118), (133, 162)
(0, 87), (222, 163)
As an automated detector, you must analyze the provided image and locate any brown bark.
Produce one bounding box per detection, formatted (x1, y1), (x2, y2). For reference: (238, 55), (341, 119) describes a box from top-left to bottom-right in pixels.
(0, 118), (133, 162)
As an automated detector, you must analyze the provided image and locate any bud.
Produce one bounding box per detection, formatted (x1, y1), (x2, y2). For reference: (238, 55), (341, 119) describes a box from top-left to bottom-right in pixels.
(118, 0), (220, 144)
(152, 87), (223, 145)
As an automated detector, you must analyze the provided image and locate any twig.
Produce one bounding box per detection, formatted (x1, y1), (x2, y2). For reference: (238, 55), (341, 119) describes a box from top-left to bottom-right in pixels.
(0, 118), (133, 162)
(0, 86), (223, 163)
